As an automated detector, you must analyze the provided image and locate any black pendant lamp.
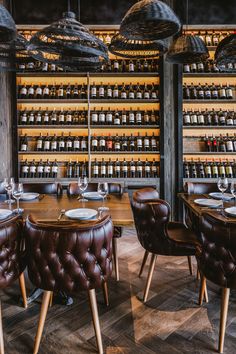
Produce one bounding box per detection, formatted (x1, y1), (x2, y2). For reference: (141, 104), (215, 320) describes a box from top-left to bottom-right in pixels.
(109, 32), (168, 58)
(0, 34), (28, 72)
(166, 0), (209, 64)
(28, 1), (108, 71)
(0, 4), (16, 42)
(120, 0), (181, 41)
(215, 34), (236, 72)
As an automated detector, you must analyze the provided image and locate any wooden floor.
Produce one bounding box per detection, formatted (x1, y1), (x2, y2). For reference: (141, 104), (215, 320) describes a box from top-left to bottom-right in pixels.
(2, 228), (236, 354)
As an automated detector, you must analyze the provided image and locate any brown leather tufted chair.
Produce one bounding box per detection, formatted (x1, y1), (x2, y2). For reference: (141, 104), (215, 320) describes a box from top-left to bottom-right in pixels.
(24, 214), (113, 354)
(67, 182), (123, 281)
(131, 188), (199, 302)
(0, 215), (27, 353)
(198, 212), (236, 353)
(23, 182), (63, 196)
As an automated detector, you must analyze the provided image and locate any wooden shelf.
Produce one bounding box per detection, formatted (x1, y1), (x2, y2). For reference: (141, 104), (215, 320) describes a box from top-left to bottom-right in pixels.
(90, 99), (159, 104)
(183, 73), (236, 77)
(17, 99), (88, 104)
(183, 152), (236, 155)
(17, 72), (159, 78)
(183, 126), (236, 129)
(18, 151), (88, 155)
(91, 151), (160, 154)
(183, 99), (236, 103)
(18, 125), (88, 129)
(90, 125), (159, 129)
(183, 178), (236, 182)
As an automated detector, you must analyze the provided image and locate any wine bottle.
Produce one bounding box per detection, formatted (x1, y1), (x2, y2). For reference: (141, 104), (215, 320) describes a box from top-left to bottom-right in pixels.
(51, 159), (58, 178)
(20, 134), (28, 151)
(21, 159), (29, 178)
(115, 158), (121, 178)
(108, 158), (113, 178)
(101, 158), (107, 178)
(37, 159), (44, 178)
(58, 83), (65, 99)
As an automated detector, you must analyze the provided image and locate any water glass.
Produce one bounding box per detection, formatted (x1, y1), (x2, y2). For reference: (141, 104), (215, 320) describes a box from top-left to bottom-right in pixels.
(97, 183), (109, 212)
(217, 177), (228, 211)
(78, 177), (88, 204)
(13, 183), (24, 214)
(3, 177), (15, 208)
(230, 181), (236, 206)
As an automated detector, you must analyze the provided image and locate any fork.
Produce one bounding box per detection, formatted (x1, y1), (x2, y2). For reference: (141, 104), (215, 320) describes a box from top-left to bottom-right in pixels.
(57, 209), (66, 221)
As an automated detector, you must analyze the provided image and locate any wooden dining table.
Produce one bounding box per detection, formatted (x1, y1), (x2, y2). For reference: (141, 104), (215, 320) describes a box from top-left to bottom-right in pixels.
(0, 193), (134, 227)
(179, 193), (236, 223)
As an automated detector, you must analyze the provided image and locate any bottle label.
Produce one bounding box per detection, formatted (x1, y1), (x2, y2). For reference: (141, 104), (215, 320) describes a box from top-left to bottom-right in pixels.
(122, 166), (128, 172)
(198, 90), (204, 97)
(36, 114), (42, 122)
(66, 141), (72, 148)
(51, 141), (57, 150)
(30, 166), (36, 173)
(22, 166), (29, 173)
(43, 87), (49, 95)
(21, 144), (27, 151)
(21, 115), (27, 123)
(52, 166), (58, 173)
(113, 89), (119, 98)
(226, 166), (233, 174)
(51, 64), (56, 71)
(108, 166), (113, 174)
(121, 92), (127, 99)
(93, 166), (99, 174)
(205, 90), (211, 97)
(115, 166), (120, 171)
(205, 166), (211, 174)
(92, 139), (98, 146)
(219, 166), (226, 174)
(226, 89), (233, 97)
(74, 141), (80, 149)
(220, 89), (226, 97)
(59, 114), (64, 122)
(129, 63), (134, 72)
(37, 140), (43, 149)
(45, 166), (51, 173)
(136, 92), (142, 99)
(29, 115), (34, 122)
(137, 166), (142, 172)
(107, 88), (112, 97)
(197, 63), (204, 70)
(99, 113), (105, 122)
(129, 113), (135, 123)
(101, 166), (106, 174)
(130, 166), (136, 172)
(137, 138), (142, 147)
(152, 166), (157, 172)
(144, 92), (150, 99)
(191, 114), (197, 123)
(37, 166), (44, 173)
(44, 141), (50, 150)
(36, 87), (42, 95)
(212, 90), (218, 97)
(59, 141), (65, 148)
(28, 87), (34, 95)
(58, 88), (64, 97)
(227, 119), (233, 125)
(151, 138), (157, 147)
(92, 113), (98, 122)
(136, 113), (142, 122)
(122, 114), (127, 123)
(184, 64), (190, 72)
(151, 92), (157, 99)
(107, 141), (113, 149)
(191, 63), (197, 70)
(100, 139), (105, 146)
(99, 87), (105, 97)
(66, 114), (72, 122)
(115, 142), (120, 150)
(20, 87), (27, 95)
(106, 113), (113, 122)
(226, 141), (233, 151)
(219, 116), (226, 123)
(114, 62), (119, 70)
(91, 87), (96, 96)
(144, 138), (150, 147)
(145, 166), (151, 172)
(198, 115), (205, 124)
(50, 114), (56, 122)
(114, 118), (120, 125)
(129, 92), (135, 99)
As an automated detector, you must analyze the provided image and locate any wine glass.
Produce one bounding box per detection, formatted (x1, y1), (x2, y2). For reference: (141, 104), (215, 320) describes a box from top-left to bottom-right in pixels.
(78, 177), (88, 204)
(97, 183), (109, 212)
(230, 181), (236, 206)
(217, 177), (228, 212)
(13, 183), (24, 214)
(3, 178), (15, 207)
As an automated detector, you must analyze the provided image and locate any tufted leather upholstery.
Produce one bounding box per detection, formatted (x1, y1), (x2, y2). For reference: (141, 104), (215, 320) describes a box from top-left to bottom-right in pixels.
(0, 215), (25, 289)
(198, 212), (236, 289)
(67, 182), (123, 238)
(23, 183), (63, 196)
(24, 214), (113, 293)
(131, 188), (198, 256)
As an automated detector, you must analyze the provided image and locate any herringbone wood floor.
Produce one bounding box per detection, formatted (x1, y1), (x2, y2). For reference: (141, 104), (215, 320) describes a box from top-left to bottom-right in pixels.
(2, 228), (236, 354)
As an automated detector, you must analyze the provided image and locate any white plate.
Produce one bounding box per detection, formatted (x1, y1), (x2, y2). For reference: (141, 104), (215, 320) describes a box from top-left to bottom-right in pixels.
(20, 193), (40, 201)
(209, 192), (233, 201)
(194, 198), (222, 208)
(225, 207), (236, 217)
(0, 209), (12, 220)
(65, 208), (98, 220)
(83, 192), (103, 200)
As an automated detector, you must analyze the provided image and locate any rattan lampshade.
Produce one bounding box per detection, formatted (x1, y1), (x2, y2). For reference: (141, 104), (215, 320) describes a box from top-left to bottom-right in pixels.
(28, 11), (108, 71)
(120, 0), (181, 41)
(0, 4), (16, 42)
(215, 34), (236, 72)
(0, 34), (28, 71)
(108, 32), (167, 58)
(166, 34), (209, 64)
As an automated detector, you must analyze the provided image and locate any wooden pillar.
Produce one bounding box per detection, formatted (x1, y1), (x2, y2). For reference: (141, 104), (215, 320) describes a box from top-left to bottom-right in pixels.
(161, 0), (182, 220)
(0, 0), (16, 180)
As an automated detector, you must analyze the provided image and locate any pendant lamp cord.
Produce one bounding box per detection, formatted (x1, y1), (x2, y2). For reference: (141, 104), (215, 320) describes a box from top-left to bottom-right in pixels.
(186, 0), (189, 32)
(78, 0), (81, 21)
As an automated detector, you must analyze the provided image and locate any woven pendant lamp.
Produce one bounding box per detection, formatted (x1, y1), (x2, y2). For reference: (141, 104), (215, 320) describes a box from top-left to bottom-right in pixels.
(166, 33), (209, 64)
(109, 32), (167, 58)
(28, 6), (109, 71)
(0, 34), (29, 71)
(120, 0), (181, 41)
(215, 34), (236, 72)
(0, 4), (16, 42)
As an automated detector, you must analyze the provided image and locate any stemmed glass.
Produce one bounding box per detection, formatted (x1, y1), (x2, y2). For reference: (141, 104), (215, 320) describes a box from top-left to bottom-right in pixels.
(78, 177), (88, 205)
(230, 181), (236, 207)
(97, 183), (109, 212)
(217, 177), (228, 213)
(13, 183), (24, 214)
(3, 178), (15, 208)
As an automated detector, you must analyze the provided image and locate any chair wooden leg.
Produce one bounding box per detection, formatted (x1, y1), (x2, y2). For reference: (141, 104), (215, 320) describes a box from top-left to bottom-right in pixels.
(88, 289), (103, 354)
(49, 292), (53, 307)
(112, 238), (119, 282)
(197, 267), (201, 281)
(0, 302), (4, 354)
(102, 282), (109, 307)
(19, 273), (27, 309)
(199, 275), (207, 306)
(187, 256), (193, 276)
(218, 288), (230, 354)
(33, 291), (51, 354)
(139, 250), (149, 278)
(143, 254), (157, 303)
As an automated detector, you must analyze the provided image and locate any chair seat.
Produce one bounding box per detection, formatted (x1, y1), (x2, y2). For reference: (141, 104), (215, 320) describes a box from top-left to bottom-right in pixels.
(168, 221), (200, 247)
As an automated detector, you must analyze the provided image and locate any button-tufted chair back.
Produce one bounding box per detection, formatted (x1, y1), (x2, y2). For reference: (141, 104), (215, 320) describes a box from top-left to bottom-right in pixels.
(23, 183), (63, 196)
(67, 182), (123, 196)
(199, 212), (236, 289)
(184, 182), (217, 195)
(0, 215), (25, 289)
(24, 214), (113, 293)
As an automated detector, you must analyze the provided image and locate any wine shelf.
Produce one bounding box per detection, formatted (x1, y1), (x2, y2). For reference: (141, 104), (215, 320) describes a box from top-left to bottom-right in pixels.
(183, 152), (236, 155)
(183, 178), (236, 183)
(183, 126), (236, 129)
(17, 72), (159, 78)
(183, 100), (236, 103)
(18, 151), (88, 155)
(18, 125), (88, 129)
(183, 73), (236, 78)
(17, 99), (159, 104)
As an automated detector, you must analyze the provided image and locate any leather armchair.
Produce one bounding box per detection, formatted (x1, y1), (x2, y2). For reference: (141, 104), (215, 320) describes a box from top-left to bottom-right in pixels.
(67, 182), (123, 281)
(0, 215), (27, 352)
(198, 212), (236, 353)
(23, 182), (63, 196)
(131, 188), (199, 302)
(24, 214), (113, 354)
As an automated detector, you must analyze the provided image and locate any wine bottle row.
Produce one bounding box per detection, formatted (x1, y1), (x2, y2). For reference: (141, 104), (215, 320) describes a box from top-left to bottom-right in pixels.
(17, 58), (159, 73)
(18, 83), (159, 100)
(183, 159), (236, 179)
(183, 109), (236, 126)
(19, 133), (159, 152)
(202, 134), (236, 153)
(183, 83), (234, 100)
(183, 60), (236, 73)
(185, 31), (232, 47)
(18, 108), (160, 126)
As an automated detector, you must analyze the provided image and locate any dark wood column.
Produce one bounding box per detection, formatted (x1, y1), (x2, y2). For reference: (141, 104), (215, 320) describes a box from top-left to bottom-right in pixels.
(161, 0), (182, 219)
(0, 0), (17, 180)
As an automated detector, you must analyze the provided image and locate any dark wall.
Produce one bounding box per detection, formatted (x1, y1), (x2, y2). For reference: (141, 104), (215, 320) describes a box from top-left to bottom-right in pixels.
(13, 0), (236, 25)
